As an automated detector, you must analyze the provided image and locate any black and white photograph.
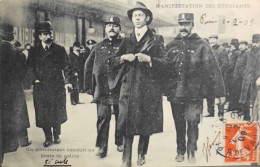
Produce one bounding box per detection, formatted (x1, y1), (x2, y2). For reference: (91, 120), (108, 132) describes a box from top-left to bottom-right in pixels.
(0, 0), (260, 166)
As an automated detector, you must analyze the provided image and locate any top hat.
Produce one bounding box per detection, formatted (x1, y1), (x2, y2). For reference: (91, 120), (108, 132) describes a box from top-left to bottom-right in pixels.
(37, 21), (52, 33)
(86, 40), (97, 45)
(73, 41), (81, 47)
(178, 13), (194, 23)
(127, 1), (153, 25)
(209, 35), (218, 39)
(105, 15), (121, 26)
(252, 34), (260, 43)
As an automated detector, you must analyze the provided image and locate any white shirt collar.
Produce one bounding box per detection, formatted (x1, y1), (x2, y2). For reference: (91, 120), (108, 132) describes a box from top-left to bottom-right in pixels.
(41, 41), (51, 50)
(135, 25), (148, 42)
(73, 50), (79, 56)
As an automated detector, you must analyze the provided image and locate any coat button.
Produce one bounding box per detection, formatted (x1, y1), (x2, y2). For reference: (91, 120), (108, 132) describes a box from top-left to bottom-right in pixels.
(108, 51), (111, 54)
(107, 59), (110, 63)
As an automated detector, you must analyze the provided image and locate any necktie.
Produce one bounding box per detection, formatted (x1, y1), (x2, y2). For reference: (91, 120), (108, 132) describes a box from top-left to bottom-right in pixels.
(45, 46), (49, 51)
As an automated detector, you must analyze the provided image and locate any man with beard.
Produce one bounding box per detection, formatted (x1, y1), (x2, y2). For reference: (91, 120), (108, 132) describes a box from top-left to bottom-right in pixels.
(68, 41), (83, 105)
(165, 13), (215, 162)
(240, 35), (260, 121)
(84, 16), (123, 158)
(232, 41), (249, 118)
(110, 2), (169, 166)
(28, 21), (72, 147)
(204, 35), (228, 121)
(226, 39), (241, 112)
(0, 22), (30, 166)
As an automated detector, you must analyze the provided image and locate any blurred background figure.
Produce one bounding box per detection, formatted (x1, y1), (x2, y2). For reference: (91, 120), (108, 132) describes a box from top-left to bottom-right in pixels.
(86, 39), (97, 51)
(23, 43), (34, 90)
(222, 42), (230, 52)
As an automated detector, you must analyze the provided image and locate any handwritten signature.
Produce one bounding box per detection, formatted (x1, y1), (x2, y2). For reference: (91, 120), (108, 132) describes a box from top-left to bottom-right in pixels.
(45, 157), (69, 166)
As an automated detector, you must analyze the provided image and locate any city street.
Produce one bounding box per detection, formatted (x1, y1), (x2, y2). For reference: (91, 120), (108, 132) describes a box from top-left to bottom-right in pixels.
(2, 90), (254, 167)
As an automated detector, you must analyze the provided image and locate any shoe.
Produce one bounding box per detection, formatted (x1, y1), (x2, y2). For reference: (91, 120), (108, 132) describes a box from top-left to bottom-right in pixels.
(137, 154), (145, 166)
(43, 140), (52, 147)
(219, 115), (224, 121)
(54, 136), (61, 144)
(96, 147), (107, 158)
(187, 147), (196, 163)
(204, 114), (214, 117)
(175, 153), (184, 162)
(71, 101), (77, 105)
(117, 145), (124, 152)
(21, 141), (32, 147)
(77, 101), (85, 104)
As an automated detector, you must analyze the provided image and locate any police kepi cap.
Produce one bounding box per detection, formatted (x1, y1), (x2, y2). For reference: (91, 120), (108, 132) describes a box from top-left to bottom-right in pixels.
(86, 40), (97, 45)
(252, 34), (260, 43)
(105, 15), (121, 26)
(127, 1), (153, 25)
(178, 13), (194, 23)
(37, 21), (52, 33)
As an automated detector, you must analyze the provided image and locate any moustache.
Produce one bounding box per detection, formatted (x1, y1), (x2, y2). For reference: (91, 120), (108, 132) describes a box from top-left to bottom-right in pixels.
(180, 29), (188, 33)
(109, 29), (116, 33)
(46, 38), (53, 43)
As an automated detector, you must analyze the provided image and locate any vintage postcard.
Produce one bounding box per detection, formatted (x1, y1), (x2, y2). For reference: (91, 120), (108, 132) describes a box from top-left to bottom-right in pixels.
(0, 0), (260, 166)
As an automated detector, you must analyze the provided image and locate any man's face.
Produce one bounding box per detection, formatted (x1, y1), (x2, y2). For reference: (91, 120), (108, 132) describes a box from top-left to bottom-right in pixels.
(252, 41), (260, 48)
(209, 38), (218, 47)
(25, 45), (31, 50)
(39, 32), (52, 44)
(105, 23), (120, 38)
(178, 22), (193, 37)
(239, 43), (247, 51)
(230, 44), (236, 51)
(132, 10), (150, 28)
(73, 46), (80, 52)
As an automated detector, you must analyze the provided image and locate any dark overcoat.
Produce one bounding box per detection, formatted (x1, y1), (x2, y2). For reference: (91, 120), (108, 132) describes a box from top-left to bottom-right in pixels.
(240, 47), (260, 105)
(69, 52), (80, 89)
(111, 29), (169, 136)
(211, 44), (228, 97)
(29, 42), (71, 128)
(84, 38), (123, 105)
(0, 41), (29, 153)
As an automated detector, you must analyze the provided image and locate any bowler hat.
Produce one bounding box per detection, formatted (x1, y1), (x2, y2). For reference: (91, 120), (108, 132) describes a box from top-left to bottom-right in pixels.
(222, 42), (229, 48)
(37, 21), (52, 33)
(105, 15), (121, 26)
(178, 13), (194, 23)
(127, 1), (153, 25)
(209, 35), (218, 39)
(86, 40), (97, 45)
(0, 22), (14, 41)
(73, 41), (81, 47)
(230, 38), (239, 45)
(239, 40), (248, 45)
(252, 34), (260, 43)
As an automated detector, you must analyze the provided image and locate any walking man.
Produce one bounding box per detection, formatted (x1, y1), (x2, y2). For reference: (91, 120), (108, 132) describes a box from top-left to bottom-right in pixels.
(28, 21), (72, 147)
(165, 13), (216, 162)
(84, 16), (124, 158)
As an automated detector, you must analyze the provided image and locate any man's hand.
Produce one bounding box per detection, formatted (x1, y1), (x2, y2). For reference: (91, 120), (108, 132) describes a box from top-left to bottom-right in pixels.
(136, 53), (151, 63)
(120, 54), (136, 62)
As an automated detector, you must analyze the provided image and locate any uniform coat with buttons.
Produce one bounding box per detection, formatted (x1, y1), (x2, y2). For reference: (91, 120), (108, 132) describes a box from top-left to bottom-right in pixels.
(28, 42), (71, 128)
(111, 29), (169, 136)
(240, 47), (260, 105)
(84, 38), (123, 104)
(165, 34), (215, 100)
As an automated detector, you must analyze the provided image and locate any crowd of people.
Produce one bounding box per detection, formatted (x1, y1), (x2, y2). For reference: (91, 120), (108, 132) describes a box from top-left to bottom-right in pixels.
(1, 1), (260, 167)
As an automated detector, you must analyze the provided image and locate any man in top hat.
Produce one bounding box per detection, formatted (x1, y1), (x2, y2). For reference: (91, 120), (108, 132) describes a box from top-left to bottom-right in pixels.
(240, 34), (260, 121)
(0, 22), (31, 165)
(164, 13), (217, 162)
(231, 40), (249, 118)
(204, 35), (228, 121)
(84, 15), (124, 158)
(226, 38), (241, 112)
(28, 21), (72, 147)
(109, 2), (169, 166)
(68, 41), (84, 105)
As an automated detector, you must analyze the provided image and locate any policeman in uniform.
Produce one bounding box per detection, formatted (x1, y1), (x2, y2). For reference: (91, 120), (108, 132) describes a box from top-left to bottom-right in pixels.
(205, 35), (228, 121)
(84, 16), (123, 158)
(86, 39), (97, 50)
(165, 13), (215, 162)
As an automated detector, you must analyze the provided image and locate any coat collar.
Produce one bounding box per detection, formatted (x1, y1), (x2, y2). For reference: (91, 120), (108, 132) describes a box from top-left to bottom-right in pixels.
(129, 28), (153, 44)
(175, 33), (201, 41)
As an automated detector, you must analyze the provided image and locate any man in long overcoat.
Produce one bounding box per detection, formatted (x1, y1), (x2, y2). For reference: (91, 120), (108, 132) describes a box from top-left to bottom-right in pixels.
(84, 16), (123, 158)
(240, 34), (260, 121)
(165, 13), (216, 162)
(205, 35), (228, 121)
(0, 22), (30, 165)
(232, 41), (248, 117)
(110, 2), (169, 166)
(28, 21), (72, 147)
(226, 39), (241, 111)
